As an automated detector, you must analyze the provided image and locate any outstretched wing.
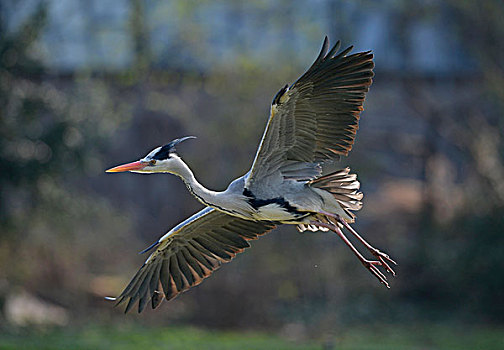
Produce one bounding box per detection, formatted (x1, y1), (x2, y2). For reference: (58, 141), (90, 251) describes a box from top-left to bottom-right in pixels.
(246, 37), (374, 192)
(113, 207), (276, 313)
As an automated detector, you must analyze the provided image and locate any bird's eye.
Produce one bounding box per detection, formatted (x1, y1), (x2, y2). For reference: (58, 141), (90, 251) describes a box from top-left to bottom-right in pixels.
(149, 159), (156, 166)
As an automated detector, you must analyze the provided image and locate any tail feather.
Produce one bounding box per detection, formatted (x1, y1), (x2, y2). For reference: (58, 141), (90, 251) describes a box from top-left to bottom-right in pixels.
(308, 167), (363, 222)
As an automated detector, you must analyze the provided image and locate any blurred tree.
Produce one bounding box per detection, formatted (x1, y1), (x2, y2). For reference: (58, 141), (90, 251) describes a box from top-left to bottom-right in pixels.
(394, 0), (504, 324)
(1, 0), (503, 333)
(0, 4), (136, 317)
(1, 4), (49, 225)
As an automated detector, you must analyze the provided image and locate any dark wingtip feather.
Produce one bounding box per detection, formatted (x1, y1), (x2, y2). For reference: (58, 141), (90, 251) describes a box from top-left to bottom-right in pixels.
(124, 295), (137, 313)
(326, 40), (341, 59)
(138, 294), (148, 313)
(335, 45), (354, 59)
(315, 36), (330, 64)
(114, 296), (125, 307)
(272, 84), (288, 106)
(151, 290), (163, 309)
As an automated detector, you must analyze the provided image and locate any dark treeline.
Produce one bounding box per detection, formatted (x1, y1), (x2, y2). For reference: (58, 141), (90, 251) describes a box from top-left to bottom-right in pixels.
(1, 0), (503, 334)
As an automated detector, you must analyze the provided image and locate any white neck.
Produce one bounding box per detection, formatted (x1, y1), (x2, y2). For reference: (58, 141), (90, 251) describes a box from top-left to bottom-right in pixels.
(164, 155), (254, 219)
(170, 156), (222, 207)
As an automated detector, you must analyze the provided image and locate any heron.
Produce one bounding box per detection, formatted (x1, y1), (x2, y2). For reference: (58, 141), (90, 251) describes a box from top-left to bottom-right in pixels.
(106, 37), (395, 313)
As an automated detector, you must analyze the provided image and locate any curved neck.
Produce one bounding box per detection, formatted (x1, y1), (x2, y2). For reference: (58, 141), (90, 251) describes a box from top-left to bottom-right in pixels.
(171, 157), (221, 207)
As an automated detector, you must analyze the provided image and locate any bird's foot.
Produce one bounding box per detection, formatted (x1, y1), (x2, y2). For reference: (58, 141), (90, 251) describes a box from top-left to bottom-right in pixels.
(369, 248), (397, 276)
(323, 212), (397, 279)
(310, 218), (396, 287)
(361, 259), (390, 288)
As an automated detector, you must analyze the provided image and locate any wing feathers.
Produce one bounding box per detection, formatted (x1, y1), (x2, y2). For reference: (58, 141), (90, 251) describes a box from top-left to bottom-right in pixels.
(149, 262), (162, 300)
(160, 259), (170, 296)
(246, 38), (373, 191)
(186, 241), (219, 270)
(169, 254), (185, 292)
(180, 247), (205, 279)
(151, 290), (163, 309)
(308, 36), (330, 71)
(114, 208), (276, 313)
(124, 293), (137, 314)
(194, 236), (234, 260)
(176, 252), (196, 286)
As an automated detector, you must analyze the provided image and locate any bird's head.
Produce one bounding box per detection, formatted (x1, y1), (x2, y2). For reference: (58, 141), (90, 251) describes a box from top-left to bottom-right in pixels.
(106, 136), (196, 174)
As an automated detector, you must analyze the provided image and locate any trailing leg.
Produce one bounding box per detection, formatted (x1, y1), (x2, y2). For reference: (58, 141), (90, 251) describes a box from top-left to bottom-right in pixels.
(310, 220), (391, 287)
(337, 216), (396, 275)
(319, 210), (396, 275)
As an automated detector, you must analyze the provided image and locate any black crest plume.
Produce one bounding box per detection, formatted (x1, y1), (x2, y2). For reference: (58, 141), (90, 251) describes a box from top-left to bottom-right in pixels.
(152, 136), (196, 160)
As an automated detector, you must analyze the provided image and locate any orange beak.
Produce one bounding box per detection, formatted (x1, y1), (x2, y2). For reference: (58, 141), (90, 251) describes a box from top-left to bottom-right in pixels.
(105, 161), (147, 173)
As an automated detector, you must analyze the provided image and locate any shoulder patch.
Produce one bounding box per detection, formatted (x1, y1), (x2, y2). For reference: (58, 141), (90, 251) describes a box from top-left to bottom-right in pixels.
(272, 84), (288, 106)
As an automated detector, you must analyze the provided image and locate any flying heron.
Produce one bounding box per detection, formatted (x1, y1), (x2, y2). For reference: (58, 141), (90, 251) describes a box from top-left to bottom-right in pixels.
(106, 37), (395, 313)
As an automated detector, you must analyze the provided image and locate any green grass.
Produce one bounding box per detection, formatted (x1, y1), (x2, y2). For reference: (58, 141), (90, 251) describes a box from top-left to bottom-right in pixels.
(331, 325), (503, 350)
(0, 324), (502, 350)
(1, 325), (318, 350)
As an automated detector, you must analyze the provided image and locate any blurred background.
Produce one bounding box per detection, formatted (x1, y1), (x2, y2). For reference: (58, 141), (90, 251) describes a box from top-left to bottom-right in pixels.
(1, 0), (503, 349)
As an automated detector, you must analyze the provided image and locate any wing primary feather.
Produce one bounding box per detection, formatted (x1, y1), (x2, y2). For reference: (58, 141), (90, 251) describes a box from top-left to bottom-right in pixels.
(180, 247), (206, 278)
(176, 252), (195, 286)
(335, 45), (354, 59)
(151, 290), (163, 309)
(188, 240), (220, 266)
(114, 296), (126, 307)
(137, 293), (148, 313)
(317, 36), (329, 62)
(128, 267), (152, 299)
(169, 254), (184, 292)
(193, 236), (233, 261)
(137, 265), (156, 313)
(160, 258), (170, 297)
(205, 231), (248, 251)
(326, 40), (341, 59)
(216, 228), (251, 248)
(116, 265), (144, 299)
(187, 241), (220, 270)
(148, 262), (162, 302)
(163, 275), (178, 301)
(306, 36), (329, 71)
(118, 264), (149, 300)
(124, 294), (138, 314)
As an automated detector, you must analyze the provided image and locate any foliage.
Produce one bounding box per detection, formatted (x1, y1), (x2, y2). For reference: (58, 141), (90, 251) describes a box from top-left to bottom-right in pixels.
(0, 4), (135, 313)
